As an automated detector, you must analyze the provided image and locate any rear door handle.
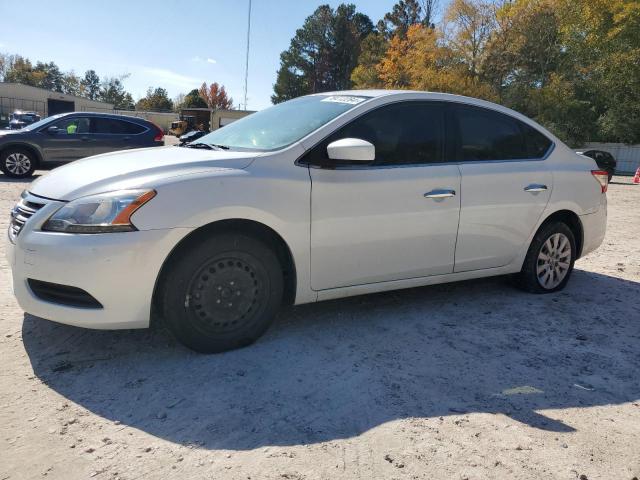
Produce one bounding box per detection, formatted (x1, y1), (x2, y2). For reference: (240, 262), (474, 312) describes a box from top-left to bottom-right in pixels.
(424, 189), (456, 199)
(524, 184), (548, 192)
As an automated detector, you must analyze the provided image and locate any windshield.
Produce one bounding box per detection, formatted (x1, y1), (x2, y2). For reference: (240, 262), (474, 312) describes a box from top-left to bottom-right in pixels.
(21, 113), (66, 131)
(197, 94), (370, 151)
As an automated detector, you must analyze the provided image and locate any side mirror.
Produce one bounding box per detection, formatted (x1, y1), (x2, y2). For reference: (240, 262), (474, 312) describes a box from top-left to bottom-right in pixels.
(46, 126), (59, 134)
(327, 138), (375, 162)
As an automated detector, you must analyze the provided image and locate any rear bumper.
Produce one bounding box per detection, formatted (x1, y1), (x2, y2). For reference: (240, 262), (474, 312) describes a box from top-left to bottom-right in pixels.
(579, 196), (607, 257)
(7, 226), (191, 329)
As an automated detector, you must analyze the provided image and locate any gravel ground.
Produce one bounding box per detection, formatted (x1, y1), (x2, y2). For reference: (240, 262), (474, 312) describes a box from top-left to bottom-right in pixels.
(0, 173), (639, 480)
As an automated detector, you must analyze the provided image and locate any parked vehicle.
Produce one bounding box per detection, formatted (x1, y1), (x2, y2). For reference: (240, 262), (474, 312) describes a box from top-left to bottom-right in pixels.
(0, 112), (164, 178)
(7, 91), (608, 353)
(577, 149), (617, 181)
(178, 129), (208, 145)
(8, 111), (41, 130)
(168, 118), (194, 137)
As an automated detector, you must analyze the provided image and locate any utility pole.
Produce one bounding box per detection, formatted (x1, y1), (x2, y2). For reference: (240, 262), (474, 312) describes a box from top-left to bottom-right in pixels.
(243, 0), (252, 110)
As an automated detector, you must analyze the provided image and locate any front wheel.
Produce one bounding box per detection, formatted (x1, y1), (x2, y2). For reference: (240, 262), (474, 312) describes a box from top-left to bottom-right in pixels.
(160, 233), (284, 353)
(516, 222), (576, 294)
(1, 148), (37, 178)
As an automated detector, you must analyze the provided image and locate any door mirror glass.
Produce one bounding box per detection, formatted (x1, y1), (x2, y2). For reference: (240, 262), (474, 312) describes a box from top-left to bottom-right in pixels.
(327, 138), (375, 162)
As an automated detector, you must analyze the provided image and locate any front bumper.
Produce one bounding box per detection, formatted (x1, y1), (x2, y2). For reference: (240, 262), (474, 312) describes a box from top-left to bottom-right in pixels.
(7, 209), (191, 329)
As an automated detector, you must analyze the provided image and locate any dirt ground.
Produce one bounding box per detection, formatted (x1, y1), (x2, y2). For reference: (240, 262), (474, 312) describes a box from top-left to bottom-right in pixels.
(0, 172), (638, 480)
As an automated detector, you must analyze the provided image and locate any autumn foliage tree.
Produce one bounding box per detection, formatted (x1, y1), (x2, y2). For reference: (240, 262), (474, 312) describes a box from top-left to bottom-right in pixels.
(347, 0), (640, 145)
(199, 82), (233, 110)
(378, 24), (496, 99)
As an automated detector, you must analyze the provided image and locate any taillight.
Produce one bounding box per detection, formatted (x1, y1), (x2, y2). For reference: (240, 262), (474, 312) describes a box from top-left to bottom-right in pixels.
(591, 170), (608, 193)
(151, 122), (164, 142)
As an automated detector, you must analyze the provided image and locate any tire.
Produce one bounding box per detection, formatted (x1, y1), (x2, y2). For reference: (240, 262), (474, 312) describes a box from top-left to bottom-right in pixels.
(0, 147), (37, 178)
(516, 221), (576, 294)
(161, 233), (284, 353)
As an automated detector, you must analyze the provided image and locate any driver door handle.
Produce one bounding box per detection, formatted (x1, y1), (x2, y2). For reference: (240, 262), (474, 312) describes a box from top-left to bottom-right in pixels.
(424, 189), (456, 199)
(524, 184), (548, 192)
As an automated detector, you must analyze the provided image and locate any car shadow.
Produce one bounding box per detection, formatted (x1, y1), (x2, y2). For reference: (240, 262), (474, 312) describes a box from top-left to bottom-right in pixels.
(22, 269), (640, 451)
(609, 178), (635, 185)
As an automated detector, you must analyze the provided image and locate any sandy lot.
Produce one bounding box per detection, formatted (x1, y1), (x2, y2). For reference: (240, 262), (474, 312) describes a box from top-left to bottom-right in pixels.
(0, 173), (638, 480)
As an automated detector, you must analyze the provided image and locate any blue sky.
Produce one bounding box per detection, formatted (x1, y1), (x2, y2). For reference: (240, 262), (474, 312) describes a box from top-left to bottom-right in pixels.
(0, 0), (431, 110)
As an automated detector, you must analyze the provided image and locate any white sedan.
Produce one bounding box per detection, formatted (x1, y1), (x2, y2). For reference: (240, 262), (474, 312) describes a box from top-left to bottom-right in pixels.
(7, 90), (608, 353)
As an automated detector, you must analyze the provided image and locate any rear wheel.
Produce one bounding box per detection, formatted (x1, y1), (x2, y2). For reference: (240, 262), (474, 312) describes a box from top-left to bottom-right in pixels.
(1, 148), (37, 178)
(161, 233), (283, 353)
(516, 222), (576, 293)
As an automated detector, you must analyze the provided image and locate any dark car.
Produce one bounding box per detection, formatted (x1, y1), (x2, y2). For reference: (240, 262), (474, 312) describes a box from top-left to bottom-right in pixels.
(0, 112), (165, 178)
(178, 129), (208, 145)
(8, 111), (42, 130)
(578, 149), (617, 181)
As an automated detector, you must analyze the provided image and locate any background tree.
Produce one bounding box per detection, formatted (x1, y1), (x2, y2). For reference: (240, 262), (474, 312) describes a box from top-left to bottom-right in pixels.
(378, 0), (439, 38)
(0, 53), (11, 81)
(100, 76), (134, 110)
(2, 56), (45, 86)
(182, 88), (208, 108)
(556, 0), (640, 143)
(378, 24), (495, 98)
(81, 70), (101, 100)
(272, 4), (373, 103)
(33, 61), (64, 92)
(199, 82), (233, 110)
(135, 87), (173, 111)
(444, 0), (495, 78)
(173, 93), (185, 111)
(350, 32), (388, 88)
(61, 71), (81, 96)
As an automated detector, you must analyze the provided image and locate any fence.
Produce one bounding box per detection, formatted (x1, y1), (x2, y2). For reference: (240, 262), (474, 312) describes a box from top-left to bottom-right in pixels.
(581, 143), (640, 175)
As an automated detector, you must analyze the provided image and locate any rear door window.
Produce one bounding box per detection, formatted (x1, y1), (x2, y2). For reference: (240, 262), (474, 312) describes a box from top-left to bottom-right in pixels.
(521, 122), (553, 158)
(92, 118), (146, 135)
(453, 105), (549, 161)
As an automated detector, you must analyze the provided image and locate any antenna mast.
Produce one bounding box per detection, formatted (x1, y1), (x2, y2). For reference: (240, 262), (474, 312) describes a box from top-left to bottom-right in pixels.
(243, 0), (252, 110)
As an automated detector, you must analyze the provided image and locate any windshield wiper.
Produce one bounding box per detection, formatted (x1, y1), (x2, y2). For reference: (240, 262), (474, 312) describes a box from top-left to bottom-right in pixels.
(185, 142), (216, 150)
(184, 142), (231, 151)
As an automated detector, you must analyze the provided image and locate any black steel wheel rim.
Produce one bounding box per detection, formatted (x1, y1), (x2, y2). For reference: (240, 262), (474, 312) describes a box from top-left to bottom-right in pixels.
(186, 255), (262, 334)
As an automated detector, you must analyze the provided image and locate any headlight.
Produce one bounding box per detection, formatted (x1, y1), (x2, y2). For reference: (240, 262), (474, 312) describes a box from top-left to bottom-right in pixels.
(42, 189), (156, 233)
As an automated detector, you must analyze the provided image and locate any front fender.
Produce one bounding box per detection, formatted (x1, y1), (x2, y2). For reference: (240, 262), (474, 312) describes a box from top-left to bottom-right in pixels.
(131, 163), (315, 305)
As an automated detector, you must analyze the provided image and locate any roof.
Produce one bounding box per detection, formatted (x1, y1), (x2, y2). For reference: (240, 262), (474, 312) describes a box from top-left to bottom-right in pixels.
(311, 89), (512, 112)
(310, 89), (560, 143)
(52, 111), (154, 123)
(315, 89), (493, 101)
(0, 82), (113, 106)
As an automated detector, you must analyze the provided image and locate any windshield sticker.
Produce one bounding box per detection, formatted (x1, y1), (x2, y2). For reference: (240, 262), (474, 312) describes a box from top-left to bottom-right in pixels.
(321, 95), (367, 105)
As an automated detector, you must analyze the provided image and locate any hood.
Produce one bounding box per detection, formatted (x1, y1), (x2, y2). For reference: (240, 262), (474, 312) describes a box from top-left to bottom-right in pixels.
(0, 129), (20, 135)
(29, 145), (257, 201)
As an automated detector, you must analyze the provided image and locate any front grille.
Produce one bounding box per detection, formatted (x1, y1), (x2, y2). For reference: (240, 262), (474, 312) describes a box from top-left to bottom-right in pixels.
(27, 279), (103, 309)
(9, 192), (48, 242)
